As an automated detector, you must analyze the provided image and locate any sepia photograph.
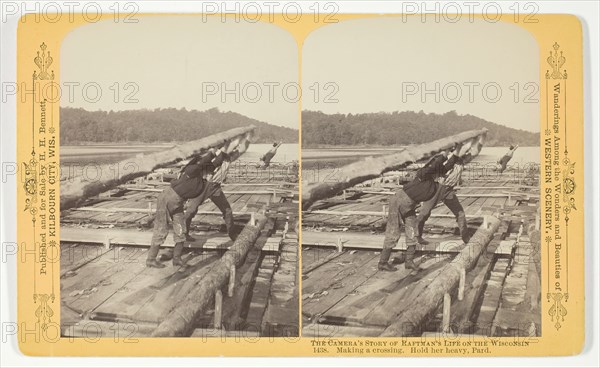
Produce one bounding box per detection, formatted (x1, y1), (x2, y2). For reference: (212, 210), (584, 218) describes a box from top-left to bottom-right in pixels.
(301, 17), (542, 338)
(57, 16), (300, 338)
(6, 0), (595, 362)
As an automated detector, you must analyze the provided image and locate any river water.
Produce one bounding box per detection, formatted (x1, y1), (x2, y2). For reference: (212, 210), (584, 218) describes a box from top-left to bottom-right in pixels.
(60, 143), (299, 181)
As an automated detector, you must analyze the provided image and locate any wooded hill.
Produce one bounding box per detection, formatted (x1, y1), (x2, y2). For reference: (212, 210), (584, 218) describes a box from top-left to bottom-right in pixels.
(60, 107), (298, 144)
(302, 110), (539, 147)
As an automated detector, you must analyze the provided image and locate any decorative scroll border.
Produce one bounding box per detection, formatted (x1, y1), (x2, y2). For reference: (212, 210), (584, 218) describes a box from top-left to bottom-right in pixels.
(545, 42), (576, 330)
(25, 42), (56, 330)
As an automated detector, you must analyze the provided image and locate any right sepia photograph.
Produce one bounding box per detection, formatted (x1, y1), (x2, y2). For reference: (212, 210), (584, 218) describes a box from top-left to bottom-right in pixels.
(301, 17), (541, 338)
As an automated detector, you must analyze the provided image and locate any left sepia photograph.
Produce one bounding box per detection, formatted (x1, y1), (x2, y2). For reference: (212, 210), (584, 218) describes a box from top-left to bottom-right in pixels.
(58, 16), (300, 338)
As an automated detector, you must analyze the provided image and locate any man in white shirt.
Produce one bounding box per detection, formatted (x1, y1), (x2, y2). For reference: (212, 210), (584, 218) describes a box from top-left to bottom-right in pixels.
(158, 134), (251, 264)
(186, 135), (250, 240)
(415, 152), (471, 246)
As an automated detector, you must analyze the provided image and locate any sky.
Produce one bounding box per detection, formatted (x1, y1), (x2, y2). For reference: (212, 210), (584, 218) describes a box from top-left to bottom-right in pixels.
(302, 17), (540, 132)
(61, 16), (540, 133)
(61, 16), (298, 129)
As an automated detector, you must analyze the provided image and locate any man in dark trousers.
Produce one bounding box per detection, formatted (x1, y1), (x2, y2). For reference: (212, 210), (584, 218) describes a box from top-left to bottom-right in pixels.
(496, 144), (519, 173)
(379, 143), (462, 272)
(260, 141), (282, 168)
(146, 148), (226, 268)
(415, 152), (472, 246)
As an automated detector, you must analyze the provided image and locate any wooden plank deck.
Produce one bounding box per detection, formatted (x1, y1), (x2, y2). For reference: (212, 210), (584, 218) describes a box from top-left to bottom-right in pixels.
(301, 168), (540, 337)
(60, 159), (299, 337)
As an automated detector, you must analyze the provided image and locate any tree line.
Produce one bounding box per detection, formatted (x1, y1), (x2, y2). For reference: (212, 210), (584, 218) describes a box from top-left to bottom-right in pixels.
(60, 107), (298, 144)
(302, 110), (539, 147)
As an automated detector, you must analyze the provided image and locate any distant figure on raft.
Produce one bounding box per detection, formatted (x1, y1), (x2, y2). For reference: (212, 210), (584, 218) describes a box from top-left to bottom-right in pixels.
(495, 144), (519, 173)
(259, 142), (283, 169)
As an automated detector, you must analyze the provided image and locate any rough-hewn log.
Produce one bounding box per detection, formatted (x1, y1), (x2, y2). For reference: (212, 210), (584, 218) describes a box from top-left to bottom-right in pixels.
(380, 215), (500, 337)
(60, 125), (256, 210)
(119, 186), (293, 196)
(302, 129), (487, 209)
(71, 206), (250, 215)
(60, 226), (233, 249)
(152, 214), (268, 337)
(308, 192), (520, 198)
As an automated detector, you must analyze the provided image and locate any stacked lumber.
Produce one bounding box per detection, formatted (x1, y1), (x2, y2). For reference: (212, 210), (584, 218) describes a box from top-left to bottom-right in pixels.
(262, 232), (299, 336)
(491, 232), (541, 336)
(244, 254), (278, 330)
(474, 258), (511, 333)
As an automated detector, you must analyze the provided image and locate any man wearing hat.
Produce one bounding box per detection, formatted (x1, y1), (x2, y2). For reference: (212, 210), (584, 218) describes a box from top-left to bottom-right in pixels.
(415, 152), (472, 247)
(379, 143), (463, 272)
(183, 135), (251, 241)
(146, 148), (226, 268)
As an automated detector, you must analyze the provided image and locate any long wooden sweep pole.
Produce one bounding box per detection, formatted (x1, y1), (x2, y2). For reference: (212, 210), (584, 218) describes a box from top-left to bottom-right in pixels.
(380, 215), (500, 337)
(302, 128), (487, 209)
(61, 125), (256, 210)
(152, 214), (268, 337)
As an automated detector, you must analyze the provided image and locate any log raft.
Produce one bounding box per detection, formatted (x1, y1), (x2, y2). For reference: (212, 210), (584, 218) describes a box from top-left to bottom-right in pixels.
(301, 131), (540, 338)
(60, 128), (299, 338)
